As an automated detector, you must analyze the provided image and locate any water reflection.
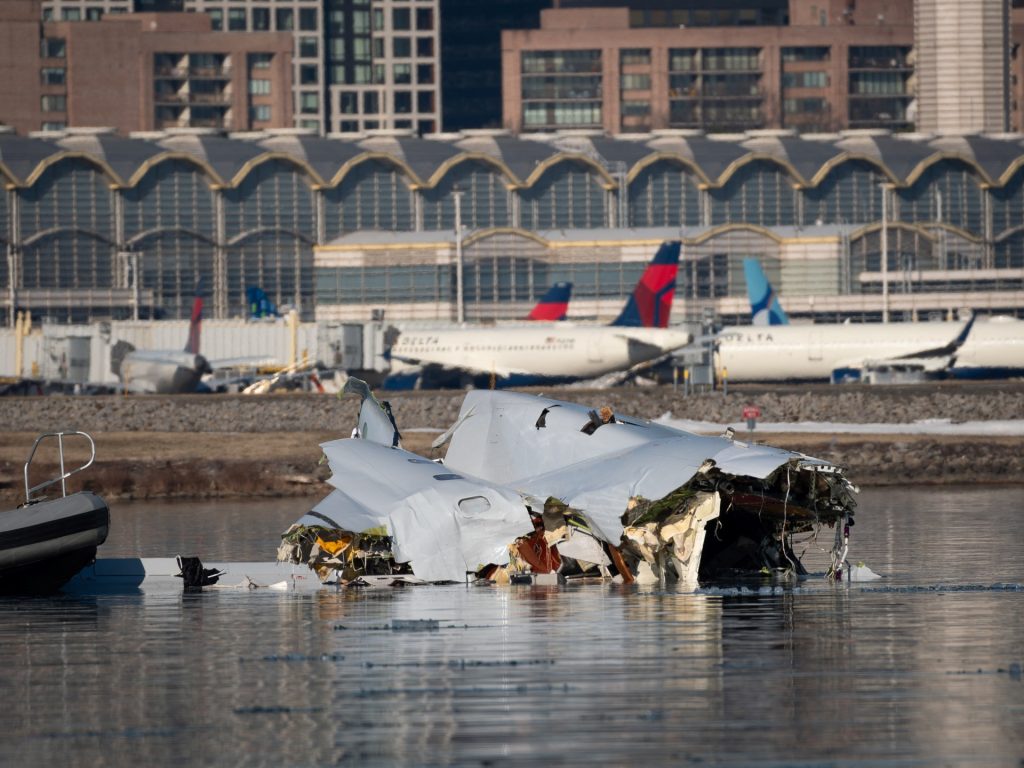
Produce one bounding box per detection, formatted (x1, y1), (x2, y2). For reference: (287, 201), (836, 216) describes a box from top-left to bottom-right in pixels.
(0, 487), (1021, 765)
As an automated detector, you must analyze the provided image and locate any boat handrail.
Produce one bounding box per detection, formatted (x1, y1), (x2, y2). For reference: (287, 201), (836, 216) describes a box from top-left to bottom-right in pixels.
(23, 430), (96, 504)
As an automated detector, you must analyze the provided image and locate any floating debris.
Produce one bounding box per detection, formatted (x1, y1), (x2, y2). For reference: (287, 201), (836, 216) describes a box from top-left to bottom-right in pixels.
(278, 379), (860, 588)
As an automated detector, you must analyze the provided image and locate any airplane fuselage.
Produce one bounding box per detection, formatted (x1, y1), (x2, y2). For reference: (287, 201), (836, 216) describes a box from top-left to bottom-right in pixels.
(387, 324), (692, 387)
(715, 318), (1024, 382)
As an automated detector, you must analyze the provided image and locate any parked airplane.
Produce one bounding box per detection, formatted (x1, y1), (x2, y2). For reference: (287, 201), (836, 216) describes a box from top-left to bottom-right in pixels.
(743, 258), (789, 326)
(716, 261), (1024, 382)
(383, 241), (688, 389)
(111, 288), (273, 394)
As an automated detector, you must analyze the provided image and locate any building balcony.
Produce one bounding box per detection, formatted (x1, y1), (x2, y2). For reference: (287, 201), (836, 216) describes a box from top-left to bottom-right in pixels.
(154, 67), (189, 78)
(189, 92), (231, 105)
(189, 67), (232, 79)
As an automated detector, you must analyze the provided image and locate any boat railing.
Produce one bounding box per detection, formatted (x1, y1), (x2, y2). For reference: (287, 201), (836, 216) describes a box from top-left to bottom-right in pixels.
(23, 431), (96, 504)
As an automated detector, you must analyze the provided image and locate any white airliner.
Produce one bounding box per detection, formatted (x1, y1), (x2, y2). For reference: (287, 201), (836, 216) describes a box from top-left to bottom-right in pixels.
(384, 241), (690, 389)
(111, 288), (275, 394)
(715, 262), (1024, 382)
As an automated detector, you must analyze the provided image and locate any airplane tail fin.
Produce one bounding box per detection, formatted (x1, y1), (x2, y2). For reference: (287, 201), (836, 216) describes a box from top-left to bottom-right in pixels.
(610, 240), (681, 328)
(185, 281), (203, 354)
(743, 258), (789, 326)
(527, 281), (573, 321)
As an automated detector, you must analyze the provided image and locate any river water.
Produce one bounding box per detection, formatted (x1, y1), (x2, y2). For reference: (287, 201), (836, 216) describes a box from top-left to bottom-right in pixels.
(1, 486), (1022, 767)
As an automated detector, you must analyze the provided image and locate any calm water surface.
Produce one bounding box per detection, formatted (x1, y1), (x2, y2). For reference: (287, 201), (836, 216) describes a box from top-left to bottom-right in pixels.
(1, 487), (1022, 767)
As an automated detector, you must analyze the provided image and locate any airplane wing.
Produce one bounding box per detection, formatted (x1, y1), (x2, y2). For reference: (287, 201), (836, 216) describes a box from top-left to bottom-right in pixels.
(831, 315), (976, 382)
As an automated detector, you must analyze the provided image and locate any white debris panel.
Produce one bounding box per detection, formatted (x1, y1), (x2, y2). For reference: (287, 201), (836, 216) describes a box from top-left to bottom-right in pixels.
(280, 382), (859, 586)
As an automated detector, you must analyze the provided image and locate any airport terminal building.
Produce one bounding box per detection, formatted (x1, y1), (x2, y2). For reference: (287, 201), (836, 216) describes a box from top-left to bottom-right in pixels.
(3, 124), (1024, 327)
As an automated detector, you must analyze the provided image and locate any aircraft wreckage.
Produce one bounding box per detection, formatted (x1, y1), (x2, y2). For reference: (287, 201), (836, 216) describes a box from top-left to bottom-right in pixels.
(278, 380), (859, 586)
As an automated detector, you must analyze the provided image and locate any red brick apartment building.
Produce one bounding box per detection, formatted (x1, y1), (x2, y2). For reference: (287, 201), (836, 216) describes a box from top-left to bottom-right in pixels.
(0, 0), (293, 135)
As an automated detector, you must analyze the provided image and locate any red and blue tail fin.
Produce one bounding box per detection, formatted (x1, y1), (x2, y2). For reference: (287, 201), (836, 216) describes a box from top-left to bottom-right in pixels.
(610, 240), (681, 328)
(527, 281), (573, 321)
(185, 281), (203, 354)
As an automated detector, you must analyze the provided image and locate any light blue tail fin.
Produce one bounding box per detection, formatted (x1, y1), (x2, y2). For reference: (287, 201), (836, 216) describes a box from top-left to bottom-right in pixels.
(743, 258), (789, 326)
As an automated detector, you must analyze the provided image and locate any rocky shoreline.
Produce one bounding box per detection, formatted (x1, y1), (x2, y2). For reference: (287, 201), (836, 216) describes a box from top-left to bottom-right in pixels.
(2, 381), (1022, 502)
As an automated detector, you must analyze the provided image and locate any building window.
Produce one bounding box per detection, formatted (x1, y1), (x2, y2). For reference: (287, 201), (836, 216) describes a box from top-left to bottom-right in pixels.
(86, 8), (103, 21)
(395, 91), (412, 113)
(300, 92), (319, 113)
(208, 8), (222, 30)
(250, 105), (272, 122)
(416, 8), (433, 30)
(41, 121), (66, 131)
(41, 94), (67, 112)
(622, 100), (649, 116)
(228, 8), (246, 31)
(849, 46), (911, 69)
(250, 53), (273, 69)
(522, 50), (601, 74)
(417, 64), (434, 84)
(621, 73), (651, 90)
(393, 7), (411, 29)
(394, 63), (411, 84)
(299, 8), (317, 31)
(327, 9), (345, 34)
(784, 97), (827, 114)
(669, 49), (697, 70)
(300, 119), (319, 130)
(40, 67), (66, 86)
(353, 10), (370, 33)
(393, 37), (411, 58)
(339, 120), (359, 132)
(61, 8), (81, 21)
(340, 92), (358, 114)
(373, 64), (386, 83)
(299, 36), (318, 58)
(417, 90), (434, 112)
(418, 119), (435, 134)
(782, 71), (828, 88)
(253, 8), (269, 31)
(300, 65), (318, 85)
(353, 38), (370, 58)
(621, 48), (651, 66)
(395, 120), (412, 129)
(363, 92), (379, 113)
(703, 48), (760, 71)
(249, 79), (271, 95)
(416, 37), (433, 57)
(373, 8), (384, 30)
(849, 72), (908, 95)
(276, 9), (293, 31)
(41, 38), (66, 59)
(353, 64), (372, 83)
(373, 38), (384, 58)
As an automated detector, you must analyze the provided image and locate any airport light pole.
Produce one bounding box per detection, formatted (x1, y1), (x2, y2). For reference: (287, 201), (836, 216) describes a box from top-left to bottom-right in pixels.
(454, 186), (465, 324)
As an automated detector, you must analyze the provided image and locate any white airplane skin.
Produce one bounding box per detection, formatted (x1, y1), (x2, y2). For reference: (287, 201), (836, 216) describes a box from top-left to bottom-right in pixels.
(715, 316), (1024, 382)
(388, 324), (693, 387)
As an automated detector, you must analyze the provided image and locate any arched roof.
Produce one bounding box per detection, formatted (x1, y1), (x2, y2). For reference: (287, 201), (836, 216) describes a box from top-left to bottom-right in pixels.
(51, 130), (163, 184)
(258, 132), (364, 184)
(152, 131), (268, 185)
(0, 132), (72, 185)
(5, 128), (1024, 192)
